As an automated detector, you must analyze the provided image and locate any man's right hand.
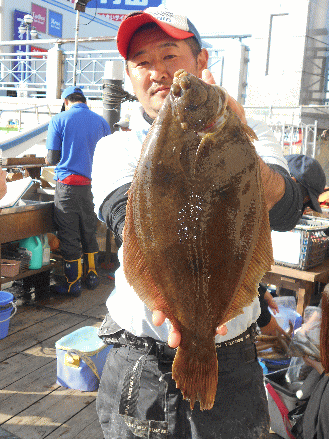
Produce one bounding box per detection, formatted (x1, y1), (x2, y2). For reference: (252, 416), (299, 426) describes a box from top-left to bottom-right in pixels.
(152, 309), (228, 349)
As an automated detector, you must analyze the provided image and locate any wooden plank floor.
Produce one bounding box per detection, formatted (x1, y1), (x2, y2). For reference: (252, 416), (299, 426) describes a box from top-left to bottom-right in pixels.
(0, 265), (287, 439)
(0, 267), (114, 439)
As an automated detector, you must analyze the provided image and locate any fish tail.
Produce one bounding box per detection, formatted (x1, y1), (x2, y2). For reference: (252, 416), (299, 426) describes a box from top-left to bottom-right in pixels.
(172, 346), (218, 411)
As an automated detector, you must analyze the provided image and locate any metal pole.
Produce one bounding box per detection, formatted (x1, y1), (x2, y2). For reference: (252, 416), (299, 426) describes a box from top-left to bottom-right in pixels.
(26, 25), (30, 83)
(313, 120), (318, 158)
(73, 10), (80, 86)
(102, 61), (125, 132)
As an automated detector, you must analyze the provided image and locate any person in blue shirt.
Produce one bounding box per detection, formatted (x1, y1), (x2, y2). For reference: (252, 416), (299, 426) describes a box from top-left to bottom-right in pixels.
(46, 86), (111, 296)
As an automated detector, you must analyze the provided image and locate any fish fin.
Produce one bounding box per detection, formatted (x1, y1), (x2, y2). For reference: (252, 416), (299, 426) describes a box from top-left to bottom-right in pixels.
(172, 345), (218, 411)
(123, 191), (165, 312)
(242, 123), (258, 142)
(223, 196), (273, 323)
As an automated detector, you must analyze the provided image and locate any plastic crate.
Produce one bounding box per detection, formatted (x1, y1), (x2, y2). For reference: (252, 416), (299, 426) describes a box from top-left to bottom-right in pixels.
(271, 215), (329, 270)
(303, 215), (329, 257)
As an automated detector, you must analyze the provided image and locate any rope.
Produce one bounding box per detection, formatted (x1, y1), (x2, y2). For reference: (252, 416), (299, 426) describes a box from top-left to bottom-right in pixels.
(102, 82), (137, 108)
(67, 349), (100, 380)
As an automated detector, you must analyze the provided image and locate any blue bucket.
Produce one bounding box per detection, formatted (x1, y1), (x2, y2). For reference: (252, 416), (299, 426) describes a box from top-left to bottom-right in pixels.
(0, 291), (16, 339)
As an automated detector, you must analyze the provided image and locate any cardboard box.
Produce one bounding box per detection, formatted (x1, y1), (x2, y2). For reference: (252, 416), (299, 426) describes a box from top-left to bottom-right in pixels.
(0, 259), (21, 277)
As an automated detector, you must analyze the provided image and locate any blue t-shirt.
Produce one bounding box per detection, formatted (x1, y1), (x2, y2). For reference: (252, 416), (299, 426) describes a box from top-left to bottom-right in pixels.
(46, 103), (111, 181)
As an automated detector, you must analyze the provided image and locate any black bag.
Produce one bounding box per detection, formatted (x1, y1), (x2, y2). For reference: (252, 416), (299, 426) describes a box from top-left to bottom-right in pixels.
(288, 400), (309, 439)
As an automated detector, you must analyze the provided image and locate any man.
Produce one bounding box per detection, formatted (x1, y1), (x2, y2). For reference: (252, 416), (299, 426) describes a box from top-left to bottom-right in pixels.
(46, 86), (111, 296)
(92, 7), (303, 438)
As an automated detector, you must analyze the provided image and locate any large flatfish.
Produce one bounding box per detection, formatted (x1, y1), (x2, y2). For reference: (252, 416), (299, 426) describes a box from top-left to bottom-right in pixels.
(123, 69), (273, 410)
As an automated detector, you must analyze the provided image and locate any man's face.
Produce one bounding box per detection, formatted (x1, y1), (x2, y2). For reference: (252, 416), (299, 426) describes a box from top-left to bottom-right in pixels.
(126, 27), (208, 119)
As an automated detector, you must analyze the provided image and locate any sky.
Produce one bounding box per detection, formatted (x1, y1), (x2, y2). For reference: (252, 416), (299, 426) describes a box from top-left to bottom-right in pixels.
(162, 0), (271, 37)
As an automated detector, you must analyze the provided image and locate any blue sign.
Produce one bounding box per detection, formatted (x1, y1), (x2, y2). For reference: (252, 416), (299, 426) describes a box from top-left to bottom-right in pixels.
(14, 10), (28, 44)
(48, 10), (63, 37)
(86, 0), (162, 10)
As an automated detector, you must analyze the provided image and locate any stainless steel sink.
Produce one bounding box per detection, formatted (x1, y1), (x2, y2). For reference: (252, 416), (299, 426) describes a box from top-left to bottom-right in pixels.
(0, 181), (54, 215)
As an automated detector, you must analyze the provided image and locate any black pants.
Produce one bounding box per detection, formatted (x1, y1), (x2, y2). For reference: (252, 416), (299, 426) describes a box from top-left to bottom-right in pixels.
(54, 181), (99, 260)
(96, 341), (270, 439)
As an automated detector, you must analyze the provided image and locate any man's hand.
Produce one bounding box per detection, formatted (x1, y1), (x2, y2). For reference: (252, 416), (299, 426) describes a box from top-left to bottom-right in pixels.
(152, 310), (181, 348)
(152, 309), (227, 349)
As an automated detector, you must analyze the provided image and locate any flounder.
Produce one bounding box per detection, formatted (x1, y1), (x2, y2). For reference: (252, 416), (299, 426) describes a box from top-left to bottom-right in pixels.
(123, 69), (273, 410)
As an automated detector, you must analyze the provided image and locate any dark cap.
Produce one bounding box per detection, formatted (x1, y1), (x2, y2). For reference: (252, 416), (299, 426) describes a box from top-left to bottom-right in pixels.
(285, 154), (326, 213)
(117, 6), (202, 60)
(61, 86), (85, 100)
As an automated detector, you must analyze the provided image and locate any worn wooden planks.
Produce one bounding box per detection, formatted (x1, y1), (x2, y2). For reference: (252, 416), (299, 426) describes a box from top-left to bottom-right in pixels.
(0, 310), (89, 362)
(0, 270), (114, 439)
(45, 401), (104, 439)
(2, 387), (98, 439)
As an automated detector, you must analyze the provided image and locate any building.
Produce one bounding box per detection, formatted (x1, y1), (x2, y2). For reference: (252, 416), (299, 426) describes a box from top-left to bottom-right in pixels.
(0, 0), (162, 99)
(245, 0), (329, 130)
(0, 0), (121, 54)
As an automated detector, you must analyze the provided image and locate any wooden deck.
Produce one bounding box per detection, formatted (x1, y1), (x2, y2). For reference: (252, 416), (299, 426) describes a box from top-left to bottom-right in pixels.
(0, 267), (114, 439)
(0, 266), (286, 439)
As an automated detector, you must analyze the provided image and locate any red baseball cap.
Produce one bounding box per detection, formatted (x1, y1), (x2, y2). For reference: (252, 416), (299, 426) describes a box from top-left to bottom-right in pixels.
(117, 7), (202, 60)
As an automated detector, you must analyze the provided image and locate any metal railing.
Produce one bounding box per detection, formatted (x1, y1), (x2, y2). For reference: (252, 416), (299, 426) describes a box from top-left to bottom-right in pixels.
(62, 49), (122, 97)
(0, 44), (227, 99)
(268, 121), (318, 158)
(0, 104), (52, 131)
(0, 50), (48, 94)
